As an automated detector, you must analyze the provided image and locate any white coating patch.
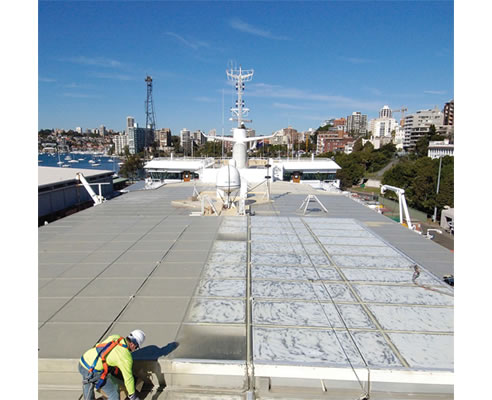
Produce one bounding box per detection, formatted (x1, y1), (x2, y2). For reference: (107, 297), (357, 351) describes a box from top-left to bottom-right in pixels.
(251, 241), (308, 255)
(208, 252), (246, 265)
(251, 253), (312, 266)
(253, 327), (365, 366)
(252, 265), (318, 280)
(336, 304), (376, 329)
(368, 305), (454, 332)
(342, 268), (441, 285)
(323, 245), (402, 257)
(196, 279), (246, 298)
(332, 255), (413, 268)
(186, 298), (245, 324)
(387, 333), (454, 370)
(253, 300), (344, 327)
(350, 331), (402, 367)
(319, 237), (387, 246)
(353, 285), (454, 306)
(212, 241), (247, 253)
(203, 262), (246, 279)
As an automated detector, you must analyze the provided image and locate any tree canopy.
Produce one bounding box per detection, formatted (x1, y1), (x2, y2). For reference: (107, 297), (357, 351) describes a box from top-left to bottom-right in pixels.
(382, 156), (454, 216)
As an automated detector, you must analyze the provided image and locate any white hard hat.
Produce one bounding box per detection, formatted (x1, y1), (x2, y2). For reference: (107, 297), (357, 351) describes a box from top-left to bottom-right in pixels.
(128, 329), (146, 348)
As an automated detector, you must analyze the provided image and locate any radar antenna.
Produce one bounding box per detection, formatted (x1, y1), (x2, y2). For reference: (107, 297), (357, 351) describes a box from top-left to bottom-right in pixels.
(226, 66), (254, 128)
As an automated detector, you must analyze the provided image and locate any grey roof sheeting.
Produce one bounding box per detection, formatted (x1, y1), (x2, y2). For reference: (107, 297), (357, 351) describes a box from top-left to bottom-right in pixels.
(38, 166), (113, 188)
(38, 182), (453, 399)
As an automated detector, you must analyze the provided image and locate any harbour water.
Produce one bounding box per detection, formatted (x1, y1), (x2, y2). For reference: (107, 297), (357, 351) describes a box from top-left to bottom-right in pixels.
(38, 152), (121, 173)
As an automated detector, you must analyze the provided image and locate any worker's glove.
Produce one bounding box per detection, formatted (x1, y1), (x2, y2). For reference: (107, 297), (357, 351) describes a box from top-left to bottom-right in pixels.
(128, 394), (140, 400)
(162, 341), (179, 356)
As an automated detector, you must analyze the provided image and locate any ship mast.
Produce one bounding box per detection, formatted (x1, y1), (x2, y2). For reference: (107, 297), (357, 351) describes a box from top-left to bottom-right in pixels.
(226, 66), (254, 128)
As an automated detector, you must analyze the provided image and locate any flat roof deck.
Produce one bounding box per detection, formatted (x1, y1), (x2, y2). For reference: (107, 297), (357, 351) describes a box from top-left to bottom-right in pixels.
(38, 166), (113, 188)
(38, 182), (453, 399)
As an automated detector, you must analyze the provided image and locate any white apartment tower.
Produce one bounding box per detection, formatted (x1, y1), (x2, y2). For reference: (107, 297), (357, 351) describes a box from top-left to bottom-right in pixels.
(346, 112), (367, 135)
(126, 116), (135, 135)
(403, 107), (444, 150)
(113, 134), (128, 155)
(180, 128), (191, 155)
(379, 105), (392, 119)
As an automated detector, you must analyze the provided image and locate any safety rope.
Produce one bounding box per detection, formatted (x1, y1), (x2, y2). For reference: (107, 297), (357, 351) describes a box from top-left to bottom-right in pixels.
(412, 265), (454, 297)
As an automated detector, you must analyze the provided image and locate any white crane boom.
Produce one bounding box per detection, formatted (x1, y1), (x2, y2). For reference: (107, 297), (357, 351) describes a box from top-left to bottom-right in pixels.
(380, 184), (415, 231)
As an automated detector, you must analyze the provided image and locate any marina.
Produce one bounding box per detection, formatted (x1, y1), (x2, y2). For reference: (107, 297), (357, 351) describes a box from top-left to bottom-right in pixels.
(38, 153), (121, 173)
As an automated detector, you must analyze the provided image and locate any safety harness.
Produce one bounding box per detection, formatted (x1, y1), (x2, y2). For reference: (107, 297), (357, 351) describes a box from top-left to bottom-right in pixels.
(81, 336), (128, 389)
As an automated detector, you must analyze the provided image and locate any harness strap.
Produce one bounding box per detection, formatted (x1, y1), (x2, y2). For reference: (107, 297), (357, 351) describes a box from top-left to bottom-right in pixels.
(80, 356), (102, 372)
(96, 337), (127, 383)
(87, 341), (113, 374)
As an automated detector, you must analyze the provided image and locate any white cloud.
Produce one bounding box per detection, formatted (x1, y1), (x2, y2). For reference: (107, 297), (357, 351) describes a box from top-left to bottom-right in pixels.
(194, 96), (217, 103)
(61, 93), (100, 98)
(229, 18), (288, 40)
(63, 82), (94, 89)
(62, 56), (122, 68)
(338, 56), (375, 64)
(91, 72), (134, 81)
(248, 82), (380, 110)
(424, 90), (447, 95)
(272, 102), (307, 110)
(39, 77), (56, 83)
(165, 32), (210, 50)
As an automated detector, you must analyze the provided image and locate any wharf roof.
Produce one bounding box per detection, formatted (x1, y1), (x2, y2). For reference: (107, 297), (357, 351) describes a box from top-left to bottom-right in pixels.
(38, 166), (113, 188)
(273, 158), (341, 172)
(144, 158), (215, 171)
(38, 181), (453, 399)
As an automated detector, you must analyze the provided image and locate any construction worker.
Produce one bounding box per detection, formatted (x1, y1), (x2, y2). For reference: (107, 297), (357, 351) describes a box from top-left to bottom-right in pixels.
(79, 329), (146, 400)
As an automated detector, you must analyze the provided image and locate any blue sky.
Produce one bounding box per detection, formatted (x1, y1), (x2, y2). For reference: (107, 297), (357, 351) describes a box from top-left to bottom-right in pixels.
(38, 1), (454, 135)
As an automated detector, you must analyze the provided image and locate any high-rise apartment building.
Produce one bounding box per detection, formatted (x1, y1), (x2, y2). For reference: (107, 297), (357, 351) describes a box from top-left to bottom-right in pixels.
(127, 126), (147, 154)
(346, 112), (367, 136)
(99, 125), (106, 136)
(403, 107), (444, 151)
(126, 116), (135, 136)
(379, 105), (392, 119)
(443, 100), (454, 126)
(191, 130), (206, 146)
(271, 127), (300, 146)
(113, 134), (128, 155)
(156, 128), (172, 149)
(333, 118), (346, 131)
(180, 129), (191, 155)
(369, 107), (400, 139)
(126, 116), (135, 129)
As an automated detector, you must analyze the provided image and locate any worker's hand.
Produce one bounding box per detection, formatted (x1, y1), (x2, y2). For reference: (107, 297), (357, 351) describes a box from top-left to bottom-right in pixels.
(128, 394), (140, 400)
(166, 341), (179, 352)
(162, 341), (179, 356)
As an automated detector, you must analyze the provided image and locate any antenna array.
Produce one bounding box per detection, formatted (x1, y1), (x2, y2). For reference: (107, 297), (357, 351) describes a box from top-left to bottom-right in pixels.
(226, 66), (254, 128)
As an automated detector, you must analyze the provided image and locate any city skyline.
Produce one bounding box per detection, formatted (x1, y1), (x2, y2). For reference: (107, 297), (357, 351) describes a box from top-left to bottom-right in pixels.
(39, 1), (453, 135)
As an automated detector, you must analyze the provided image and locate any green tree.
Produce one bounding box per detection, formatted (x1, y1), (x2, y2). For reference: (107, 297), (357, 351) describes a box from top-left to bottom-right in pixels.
(382, 156), (454, 217)
(119, 148), (143, 179)
(414, 136), (430, 158)
(362, 141), (374, 152)
(195, 141), (222, 157)
(429, 124), (437, 136)
(352, 138), (363, 152)
(38, 129), (52, 138)
(334, 153), (365, 189)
